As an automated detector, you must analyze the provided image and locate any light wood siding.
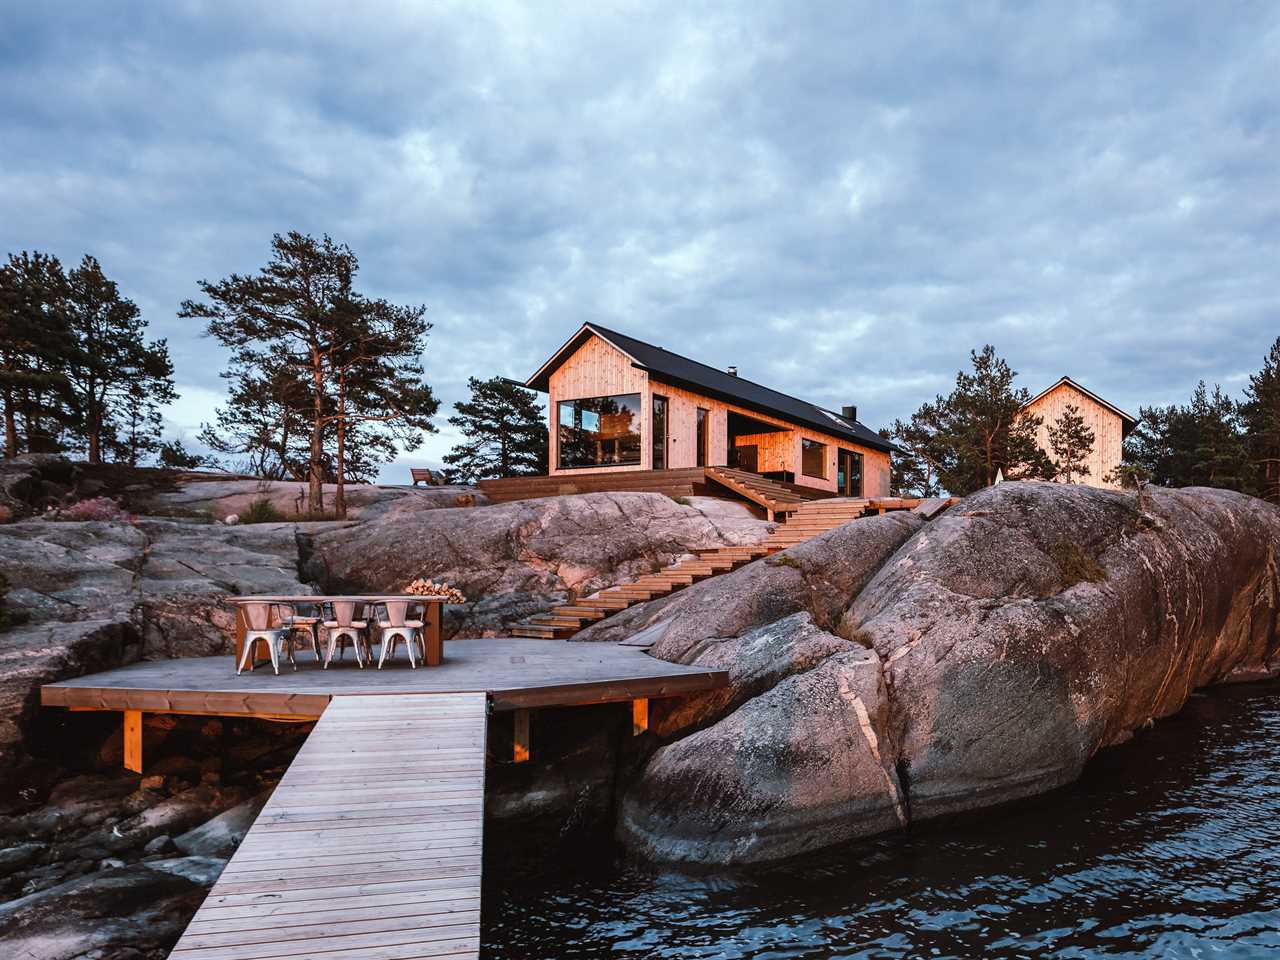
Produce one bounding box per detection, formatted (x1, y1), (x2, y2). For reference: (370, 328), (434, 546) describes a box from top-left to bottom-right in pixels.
(545, 334), (890, 493)
(549, 335), (650, 475)
(1026, 382), (1125, 489)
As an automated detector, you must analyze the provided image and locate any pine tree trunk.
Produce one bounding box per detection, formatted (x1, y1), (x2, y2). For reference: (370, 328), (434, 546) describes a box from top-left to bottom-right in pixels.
(3, 385), (16, 458)
(334, 377), (347, 520)
(309, 354), (324, 513)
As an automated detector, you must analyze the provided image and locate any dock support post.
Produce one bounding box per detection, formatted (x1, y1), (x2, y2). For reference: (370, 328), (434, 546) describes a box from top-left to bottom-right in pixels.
(513, 709), (530, 763)
(424, 602), (443, 666)
(123, 710), (143, 773)
(632, 698), (649, 736)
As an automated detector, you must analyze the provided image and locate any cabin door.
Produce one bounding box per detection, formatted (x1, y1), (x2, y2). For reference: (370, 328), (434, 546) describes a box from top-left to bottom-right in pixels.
(736, 444), (759, 473)
(652, 394), (669, 469)
(837, 449), (863, 497)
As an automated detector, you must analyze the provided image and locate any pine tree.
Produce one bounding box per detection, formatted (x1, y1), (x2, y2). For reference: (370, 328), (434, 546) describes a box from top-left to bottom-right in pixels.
(184, 232), (437, 514)
(443, 377), (548, 482)
(0, 251), (74, 456)
(1047, 403), (1095, 483)
(200, 365), (313, 479)
(1241, 336), (1280, 503)
(892, 345), (1053, 495)
(881, 425), (941, 497)
(63, 255), (176, 464)
(1119, 382), (1250, 492)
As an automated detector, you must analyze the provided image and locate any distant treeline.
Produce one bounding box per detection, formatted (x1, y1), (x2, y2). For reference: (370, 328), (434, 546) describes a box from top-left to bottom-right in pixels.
(888, 341), (1280, 504)
(0, 251), (184, 467)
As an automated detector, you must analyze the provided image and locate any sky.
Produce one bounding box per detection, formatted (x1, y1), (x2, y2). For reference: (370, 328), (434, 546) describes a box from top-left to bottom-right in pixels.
(2, 2), (1278, 481)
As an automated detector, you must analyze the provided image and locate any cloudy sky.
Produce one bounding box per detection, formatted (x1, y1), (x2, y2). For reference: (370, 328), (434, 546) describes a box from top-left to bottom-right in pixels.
(3, 2), (1277, 479)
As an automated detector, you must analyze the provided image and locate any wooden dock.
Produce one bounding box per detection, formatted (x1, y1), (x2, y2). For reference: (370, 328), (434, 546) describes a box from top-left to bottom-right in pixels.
(40, 639), (732, 958)
(170, 693), (487, 960)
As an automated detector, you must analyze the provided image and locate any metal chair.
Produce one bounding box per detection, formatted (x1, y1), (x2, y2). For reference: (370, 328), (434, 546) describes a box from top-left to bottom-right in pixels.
(376, 600), (425, 669)
(283, 602), (323, 661)
(236, 602), (296, 675)
(323, 600), (371, 668)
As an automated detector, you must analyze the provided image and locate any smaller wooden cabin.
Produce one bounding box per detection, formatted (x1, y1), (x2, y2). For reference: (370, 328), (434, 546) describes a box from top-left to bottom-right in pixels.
(522, 323), (894, 497)
(1024, 376), (1138, 488)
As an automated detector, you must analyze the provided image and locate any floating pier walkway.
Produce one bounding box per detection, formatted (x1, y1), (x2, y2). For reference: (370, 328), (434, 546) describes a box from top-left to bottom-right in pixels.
(170, 693), (487, 960)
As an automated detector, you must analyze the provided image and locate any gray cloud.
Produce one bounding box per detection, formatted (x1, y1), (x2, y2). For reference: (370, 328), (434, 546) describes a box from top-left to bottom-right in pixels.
(2, 2), (1277, 477)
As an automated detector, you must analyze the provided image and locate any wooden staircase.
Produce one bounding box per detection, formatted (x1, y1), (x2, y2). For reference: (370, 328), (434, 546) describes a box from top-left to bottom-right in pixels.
(507, 496), (903, 639)
(703, 466), (818, 520)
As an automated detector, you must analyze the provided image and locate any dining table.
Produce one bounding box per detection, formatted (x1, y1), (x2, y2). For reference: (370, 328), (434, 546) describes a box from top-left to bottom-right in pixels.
(227, 594), (447, 672)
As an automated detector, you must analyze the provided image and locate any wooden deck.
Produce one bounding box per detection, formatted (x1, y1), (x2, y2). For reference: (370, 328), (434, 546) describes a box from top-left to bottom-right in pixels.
(40, 638), (727, 717)
(169, 693), (487, 960)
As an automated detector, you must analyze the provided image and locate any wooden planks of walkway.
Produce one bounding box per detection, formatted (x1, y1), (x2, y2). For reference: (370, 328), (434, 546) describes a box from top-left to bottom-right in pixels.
(169, 693), (488, 960)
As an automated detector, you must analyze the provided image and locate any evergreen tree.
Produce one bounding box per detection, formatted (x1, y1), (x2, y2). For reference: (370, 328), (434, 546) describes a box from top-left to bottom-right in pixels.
(880, 426), (941, 497)
(325, 293), (438, 516)
(0, 251), (74, 455)
(1241, 336), (1280, 503)
(1047, 403), (1095, 483)
(443, 377), (548, 482)
(892, 345), (1053, 495)
(1189, 382), (1251, 490)
(183, 232), (437, 514)
(200, 365), (313, 479)
(63, 256), (176, 464)
(1120, 382), (1250, 491)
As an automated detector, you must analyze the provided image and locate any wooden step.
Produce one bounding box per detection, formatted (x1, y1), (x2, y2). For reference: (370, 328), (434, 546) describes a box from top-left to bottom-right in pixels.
(552, 606), (607, 620)
(576, 596), (634, 610)
(510, 625), (567, 638)
(527, 615), (595, 628)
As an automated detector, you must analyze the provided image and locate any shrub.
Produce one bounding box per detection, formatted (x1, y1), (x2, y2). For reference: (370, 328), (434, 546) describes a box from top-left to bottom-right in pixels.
(240, 497), (286, 524)
(56, 497), (135, 523)
(1049, 539), (1106, 586)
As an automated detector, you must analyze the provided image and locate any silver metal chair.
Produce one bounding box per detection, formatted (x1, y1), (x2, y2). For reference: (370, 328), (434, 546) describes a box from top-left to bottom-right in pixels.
(376, 600), (425, 669)
(236, 602), (296, 675)
(323, 600), (371, 668)
(283, 602), (323, 661)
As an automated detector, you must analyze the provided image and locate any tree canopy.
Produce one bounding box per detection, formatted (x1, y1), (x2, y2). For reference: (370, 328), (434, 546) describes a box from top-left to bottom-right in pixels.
(184, 232), (438, 515)
(0, 250), (174, 462)
(1047, 403), (1095, 483)
(890, 345), (1052, 496)
(443, 376), (548, 482)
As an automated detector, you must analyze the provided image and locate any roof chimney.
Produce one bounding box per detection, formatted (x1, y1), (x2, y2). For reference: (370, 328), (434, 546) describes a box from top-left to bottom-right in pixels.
(727, 365), (738, 377)
(842, 405), (857, 421)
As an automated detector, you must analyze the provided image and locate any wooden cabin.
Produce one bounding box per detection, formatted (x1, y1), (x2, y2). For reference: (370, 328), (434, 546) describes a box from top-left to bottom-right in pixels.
(1024, 376), (1138, 489)
(521, 323), (894, 497)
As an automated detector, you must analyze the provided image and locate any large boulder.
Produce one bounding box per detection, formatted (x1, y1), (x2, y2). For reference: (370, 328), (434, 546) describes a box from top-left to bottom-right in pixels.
(305, 491), (773, 637)
(576, 511), (922, 658)
(622, 643), (903, 864)
(846, 482), (1280, 823)
(621, 482), (1280, 864)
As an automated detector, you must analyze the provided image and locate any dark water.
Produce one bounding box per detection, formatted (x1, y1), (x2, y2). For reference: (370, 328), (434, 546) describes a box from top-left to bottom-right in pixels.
(482, 685), (1280, 959)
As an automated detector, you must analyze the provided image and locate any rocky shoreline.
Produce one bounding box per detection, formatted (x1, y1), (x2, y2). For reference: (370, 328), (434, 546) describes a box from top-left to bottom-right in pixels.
(2, 457), (1279, 954)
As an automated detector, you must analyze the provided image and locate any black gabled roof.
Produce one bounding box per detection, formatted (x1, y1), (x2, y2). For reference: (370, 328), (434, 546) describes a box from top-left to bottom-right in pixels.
(525, 322), (896, 454)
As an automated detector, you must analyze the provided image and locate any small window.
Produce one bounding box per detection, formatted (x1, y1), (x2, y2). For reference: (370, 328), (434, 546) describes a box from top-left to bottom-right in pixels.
(696, 408), (709, 467)
(801, 438), (827, 479)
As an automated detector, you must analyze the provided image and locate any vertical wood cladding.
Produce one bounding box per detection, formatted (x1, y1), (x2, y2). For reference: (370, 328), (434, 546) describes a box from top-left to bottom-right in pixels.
(547, 333), (890, 492)
(1026, 381), (1126, 488)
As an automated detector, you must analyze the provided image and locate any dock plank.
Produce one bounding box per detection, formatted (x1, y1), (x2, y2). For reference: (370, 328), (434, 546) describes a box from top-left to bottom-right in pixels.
(169, 693), (487, 960)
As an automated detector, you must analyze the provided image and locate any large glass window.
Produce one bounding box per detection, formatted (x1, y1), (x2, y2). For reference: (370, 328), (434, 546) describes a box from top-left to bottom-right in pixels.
(801, 438), (827, 479)
(557, 394), (643, 469)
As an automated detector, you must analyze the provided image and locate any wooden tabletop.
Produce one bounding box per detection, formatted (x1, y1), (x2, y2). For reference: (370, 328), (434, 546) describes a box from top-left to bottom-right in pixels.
(225, 595), (452, 603)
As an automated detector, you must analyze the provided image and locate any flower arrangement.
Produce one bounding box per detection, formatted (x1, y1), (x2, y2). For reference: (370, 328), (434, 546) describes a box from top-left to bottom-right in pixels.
(52, 497), (136, 523)
(404, 577), (467, 603)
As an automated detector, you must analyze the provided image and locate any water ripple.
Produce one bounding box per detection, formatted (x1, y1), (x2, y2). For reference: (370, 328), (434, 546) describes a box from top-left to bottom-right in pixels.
(483, 685), (1280, 958)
